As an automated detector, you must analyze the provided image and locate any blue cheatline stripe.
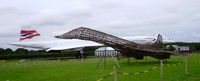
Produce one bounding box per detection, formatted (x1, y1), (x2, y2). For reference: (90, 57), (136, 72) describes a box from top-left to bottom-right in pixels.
(21, 33), (33, 37)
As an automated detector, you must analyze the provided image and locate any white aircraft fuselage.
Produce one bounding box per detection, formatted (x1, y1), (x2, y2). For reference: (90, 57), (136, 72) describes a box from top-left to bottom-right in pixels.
(10, 26), (174, 51)
(10, 36), (173, 51)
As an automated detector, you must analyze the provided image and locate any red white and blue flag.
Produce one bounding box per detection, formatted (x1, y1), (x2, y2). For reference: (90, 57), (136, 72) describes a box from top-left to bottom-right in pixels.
(20, 30), (40, 40)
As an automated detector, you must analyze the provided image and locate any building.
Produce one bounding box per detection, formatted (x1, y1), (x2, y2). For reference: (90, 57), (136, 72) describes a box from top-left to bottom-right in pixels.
(172, 45), (190, 52)
(95, 47), (119, 56)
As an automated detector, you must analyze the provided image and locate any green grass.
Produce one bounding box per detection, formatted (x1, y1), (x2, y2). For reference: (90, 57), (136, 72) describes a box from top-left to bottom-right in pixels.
(0, 53), (200, 81)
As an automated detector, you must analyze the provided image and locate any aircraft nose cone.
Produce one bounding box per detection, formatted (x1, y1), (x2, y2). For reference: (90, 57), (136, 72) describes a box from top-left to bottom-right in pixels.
(55, 35), (61, 38)
(55, 35), (65, 39)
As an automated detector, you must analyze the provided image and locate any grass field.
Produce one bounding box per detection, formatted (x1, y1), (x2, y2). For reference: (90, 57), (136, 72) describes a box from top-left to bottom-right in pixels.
(0, 53), (200, 81)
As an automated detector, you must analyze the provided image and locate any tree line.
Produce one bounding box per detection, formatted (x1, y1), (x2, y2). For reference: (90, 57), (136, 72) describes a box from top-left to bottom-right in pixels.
(0, 47), (96, 60)
(1, 42), (200, 60)
(0, 48), (45, 55)
(165, 42), (200, 50)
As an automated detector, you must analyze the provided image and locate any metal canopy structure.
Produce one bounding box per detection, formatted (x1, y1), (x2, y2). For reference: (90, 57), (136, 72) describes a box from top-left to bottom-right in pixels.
(55, 27), (183, 60)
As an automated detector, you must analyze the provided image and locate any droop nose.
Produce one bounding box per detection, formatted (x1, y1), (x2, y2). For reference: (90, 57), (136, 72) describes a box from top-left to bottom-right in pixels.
(55, 35), (64, 39)
(55, 35), (61, 38)
(55, 35), (59, 38)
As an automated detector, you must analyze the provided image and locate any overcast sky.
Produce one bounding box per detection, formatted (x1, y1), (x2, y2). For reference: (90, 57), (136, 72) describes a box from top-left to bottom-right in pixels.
(0, 0), (200, 50)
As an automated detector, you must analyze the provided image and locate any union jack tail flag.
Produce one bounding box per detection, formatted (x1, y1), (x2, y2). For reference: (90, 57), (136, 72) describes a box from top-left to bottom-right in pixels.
(20, 30), (41, 41)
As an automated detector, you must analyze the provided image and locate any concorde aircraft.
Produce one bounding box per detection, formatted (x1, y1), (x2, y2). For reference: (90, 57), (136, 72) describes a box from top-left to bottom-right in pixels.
(54, 27), (185, 59)
(10, 26), (173, 52)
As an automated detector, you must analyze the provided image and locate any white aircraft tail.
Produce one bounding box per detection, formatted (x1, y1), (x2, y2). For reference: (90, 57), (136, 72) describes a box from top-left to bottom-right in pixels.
(20, 26), (41, 41)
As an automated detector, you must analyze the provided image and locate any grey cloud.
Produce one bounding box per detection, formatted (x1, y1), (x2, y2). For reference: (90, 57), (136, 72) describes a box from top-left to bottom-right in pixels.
(0, 0), (200, 49)
(0, 7), (17, 15)
(30, 9), (92, 26)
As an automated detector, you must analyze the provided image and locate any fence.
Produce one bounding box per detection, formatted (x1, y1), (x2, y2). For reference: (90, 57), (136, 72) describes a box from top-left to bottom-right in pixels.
(97, 58), (200, 81)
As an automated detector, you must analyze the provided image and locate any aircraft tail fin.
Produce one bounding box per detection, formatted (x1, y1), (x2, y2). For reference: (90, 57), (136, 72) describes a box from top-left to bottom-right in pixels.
(154, 34), (163, 44)
(150, 34), (163, 49)
(20, 26), (41, 41)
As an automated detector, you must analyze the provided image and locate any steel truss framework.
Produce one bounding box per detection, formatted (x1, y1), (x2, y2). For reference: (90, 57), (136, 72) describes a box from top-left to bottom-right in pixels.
(55, 27), (182, 59)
